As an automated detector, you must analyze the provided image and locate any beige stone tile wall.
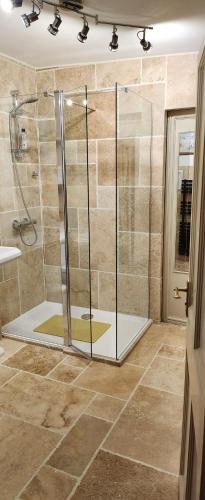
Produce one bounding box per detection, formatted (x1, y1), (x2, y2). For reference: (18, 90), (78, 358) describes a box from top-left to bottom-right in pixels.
(0, 55), (45, 325)
(36, 52), (197, 320)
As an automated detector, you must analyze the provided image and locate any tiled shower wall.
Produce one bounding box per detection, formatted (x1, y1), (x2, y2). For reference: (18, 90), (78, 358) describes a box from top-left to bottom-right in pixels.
(36, 52), (197, 320)
(0, 55), (45, 325)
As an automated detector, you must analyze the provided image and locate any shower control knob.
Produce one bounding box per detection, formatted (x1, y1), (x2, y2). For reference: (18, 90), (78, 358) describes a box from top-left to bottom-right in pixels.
(12, 218), (37, 230)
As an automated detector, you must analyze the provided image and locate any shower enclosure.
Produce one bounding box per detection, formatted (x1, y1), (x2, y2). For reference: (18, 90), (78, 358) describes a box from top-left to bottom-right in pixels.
(1, 83), (152, 362)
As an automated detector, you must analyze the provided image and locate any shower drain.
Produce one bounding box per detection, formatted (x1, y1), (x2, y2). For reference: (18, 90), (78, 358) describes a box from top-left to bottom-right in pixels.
(81, 313), (94, 321)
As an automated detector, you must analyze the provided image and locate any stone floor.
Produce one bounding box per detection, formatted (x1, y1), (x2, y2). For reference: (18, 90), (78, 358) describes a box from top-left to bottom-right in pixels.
(0, 322), (186, 500)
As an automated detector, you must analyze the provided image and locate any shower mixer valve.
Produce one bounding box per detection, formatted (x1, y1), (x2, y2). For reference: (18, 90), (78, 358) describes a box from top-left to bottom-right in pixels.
(12, 218), (37, 230)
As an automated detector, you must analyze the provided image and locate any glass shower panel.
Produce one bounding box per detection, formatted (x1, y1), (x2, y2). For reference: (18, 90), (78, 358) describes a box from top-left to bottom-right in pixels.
(116, 85), (152, 359)
(63, 87), (92, 357)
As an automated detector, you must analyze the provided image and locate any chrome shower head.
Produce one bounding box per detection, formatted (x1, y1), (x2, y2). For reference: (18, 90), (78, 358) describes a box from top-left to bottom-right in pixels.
(10, 96), (38, 115)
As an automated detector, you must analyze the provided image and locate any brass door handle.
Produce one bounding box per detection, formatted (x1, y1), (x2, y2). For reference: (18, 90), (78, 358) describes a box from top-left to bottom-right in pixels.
(173, 281), (191, 317)
(173, 287), (188, 299)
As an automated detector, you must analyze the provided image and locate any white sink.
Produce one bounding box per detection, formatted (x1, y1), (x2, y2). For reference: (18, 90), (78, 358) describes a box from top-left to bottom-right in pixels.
(0, 246), (22, 357)
(0, 246), (22, 264)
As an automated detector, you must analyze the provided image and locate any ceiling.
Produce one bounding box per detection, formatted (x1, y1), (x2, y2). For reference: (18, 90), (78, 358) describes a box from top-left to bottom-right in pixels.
(0, 0), (204, 68)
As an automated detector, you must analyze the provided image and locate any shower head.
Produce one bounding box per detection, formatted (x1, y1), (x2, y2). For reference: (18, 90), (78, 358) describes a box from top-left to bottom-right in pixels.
(10, 96), (39, 115)
(24, 97), (39, 105)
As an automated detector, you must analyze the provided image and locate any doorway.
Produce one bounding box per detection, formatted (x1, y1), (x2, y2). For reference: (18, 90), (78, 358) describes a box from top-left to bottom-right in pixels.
(163, 111), (196, 323)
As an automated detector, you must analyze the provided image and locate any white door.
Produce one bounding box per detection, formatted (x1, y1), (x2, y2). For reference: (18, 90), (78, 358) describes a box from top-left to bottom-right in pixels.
(179, 46), (205, 500)
(164, 114), (196, 323)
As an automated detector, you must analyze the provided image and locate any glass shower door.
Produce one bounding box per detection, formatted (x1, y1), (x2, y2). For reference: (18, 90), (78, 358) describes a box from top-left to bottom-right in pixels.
(55, 87), (92, 357)
(116, 84), (152, 359)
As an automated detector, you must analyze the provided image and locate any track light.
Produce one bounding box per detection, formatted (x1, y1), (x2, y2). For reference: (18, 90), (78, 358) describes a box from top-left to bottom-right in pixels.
(138, 28), (151, 52)
(22, 3), (40, 28)
(0, 0), (22, 12)
(77, 16), (89, 43)
(109, 25), (118, 52)
(48, 9), (62, 36)
(22, 11), (39, 27)
(8, 1), (153, 52)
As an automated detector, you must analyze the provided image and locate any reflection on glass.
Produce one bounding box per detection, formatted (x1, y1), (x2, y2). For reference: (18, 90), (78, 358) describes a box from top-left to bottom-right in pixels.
(175, 131), (195, 272)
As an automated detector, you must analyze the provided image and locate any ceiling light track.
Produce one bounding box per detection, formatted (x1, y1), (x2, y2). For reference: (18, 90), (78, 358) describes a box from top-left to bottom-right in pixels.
(1, 0), (153, 52)
(45, 0), (153, 31)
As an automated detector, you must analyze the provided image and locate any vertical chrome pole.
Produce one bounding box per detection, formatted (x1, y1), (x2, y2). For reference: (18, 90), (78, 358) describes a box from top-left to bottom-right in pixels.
(54, 90), (71, 347)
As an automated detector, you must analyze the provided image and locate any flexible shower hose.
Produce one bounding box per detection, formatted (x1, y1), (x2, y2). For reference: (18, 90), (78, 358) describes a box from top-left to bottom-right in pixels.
(9, 112), (38, 247)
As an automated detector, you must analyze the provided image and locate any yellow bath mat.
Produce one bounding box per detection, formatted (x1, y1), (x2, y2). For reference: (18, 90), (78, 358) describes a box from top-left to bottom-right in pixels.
(34, 315), (111, 343)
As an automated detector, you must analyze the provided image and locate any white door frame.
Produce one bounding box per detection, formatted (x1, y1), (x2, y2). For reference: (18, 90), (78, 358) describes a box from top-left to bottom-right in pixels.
(163, 111), (195, 323)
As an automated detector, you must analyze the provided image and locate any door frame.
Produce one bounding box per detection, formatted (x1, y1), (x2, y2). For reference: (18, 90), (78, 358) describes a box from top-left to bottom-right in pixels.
(163, 111), (195, 324)
(179, 45), (205, 499)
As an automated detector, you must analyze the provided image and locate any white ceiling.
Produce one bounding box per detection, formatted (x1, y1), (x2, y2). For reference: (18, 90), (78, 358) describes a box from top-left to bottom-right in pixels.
(0, 0), (204, 67)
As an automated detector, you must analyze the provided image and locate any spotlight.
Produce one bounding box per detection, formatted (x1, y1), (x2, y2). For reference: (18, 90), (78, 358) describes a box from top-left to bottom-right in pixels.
(22, 3), (40, 28)
(109, 25), (118, 52)
(0, 0), (22, 12)
(1, 0), (12, 12)
(48, 10), (62, 36)
(138, 29), (151, 52)
(82, 99), (87, 106)
(77, 17), (89, 43)
(66, 98), (73, 106)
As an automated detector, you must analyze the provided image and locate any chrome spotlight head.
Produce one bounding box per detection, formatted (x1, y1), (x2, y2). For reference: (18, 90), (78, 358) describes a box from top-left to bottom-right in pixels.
(77, 17), (89, 43)
(48, 10), (62, 36)
(138, 28), (152, 52)
(22, 10), (39, 28)
(109, 25), (118, 52)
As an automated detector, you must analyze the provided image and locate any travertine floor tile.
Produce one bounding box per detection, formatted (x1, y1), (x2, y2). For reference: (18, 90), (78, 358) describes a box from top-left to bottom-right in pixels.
(63, 353), (90, 369)
(105, 385), (183, 474)
(20, 465), (76, 500)
(0, 372), (93, 433)
(0, 365), (17, 387)
(147, 322), (186, 337)
(48, 362), (82, 384)
(3, 344), (64, 376)
(0, 326), (184, 499)
(127, 323), (186, 368)
(163, 331), (186, 349)
(74, 362), (144, 399)
(151, 323), (186, 344)
(0, 338), (25, 362)
(71, 450), (179, 500)
(158, 344), (185, 361)
(0, 414), (60, 500)
(85, 394), (125, 422)
(48, 414), (111, 476)
(141, 356), (185, 394)
(144, 323), (167, 343)
(126, 337), (161, 368)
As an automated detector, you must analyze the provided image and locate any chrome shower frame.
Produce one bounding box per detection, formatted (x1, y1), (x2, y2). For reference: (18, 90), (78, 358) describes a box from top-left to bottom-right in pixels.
(54, 90), (71, 347)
